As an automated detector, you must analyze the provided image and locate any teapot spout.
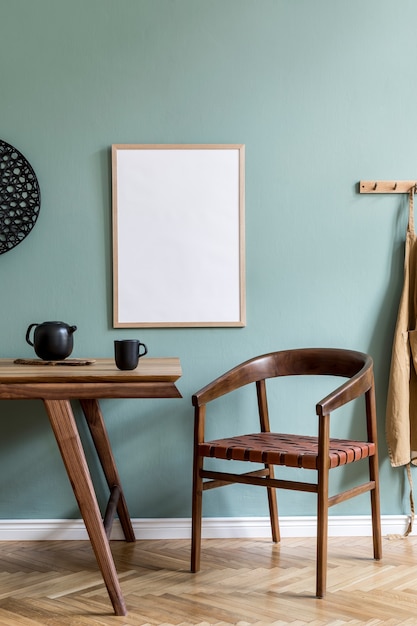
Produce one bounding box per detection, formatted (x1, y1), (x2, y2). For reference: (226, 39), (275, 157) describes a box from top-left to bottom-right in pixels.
(70, 325), (77, 334)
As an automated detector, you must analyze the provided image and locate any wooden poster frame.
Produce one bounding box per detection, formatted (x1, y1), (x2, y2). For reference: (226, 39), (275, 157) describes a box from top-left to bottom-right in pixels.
(112, 144), (245, 328)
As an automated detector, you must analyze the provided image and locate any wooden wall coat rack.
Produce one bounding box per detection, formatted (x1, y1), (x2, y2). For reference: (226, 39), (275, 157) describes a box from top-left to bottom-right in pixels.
(360, 181), (417, 194)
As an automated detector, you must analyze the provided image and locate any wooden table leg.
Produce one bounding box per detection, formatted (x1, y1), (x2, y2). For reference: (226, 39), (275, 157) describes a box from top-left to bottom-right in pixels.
(43, 399), (127, 616)
(80, 399), (135, 542)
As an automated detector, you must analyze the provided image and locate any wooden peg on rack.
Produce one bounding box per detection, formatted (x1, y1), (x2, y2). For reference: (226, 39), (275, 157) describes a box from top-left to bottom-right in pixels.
(360, 181), (417, 193)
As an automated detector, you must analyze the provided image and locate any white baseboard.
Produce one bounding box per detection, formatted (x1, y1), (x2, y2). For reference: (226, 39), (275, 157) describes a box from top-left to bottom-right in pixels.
(0, 515), (412, 541)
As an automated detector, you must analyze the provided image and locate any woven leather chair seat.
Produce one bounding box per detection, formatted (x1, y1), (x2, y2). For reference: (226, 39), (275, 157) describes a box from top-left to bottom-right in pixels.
(200, 433), (376, 470)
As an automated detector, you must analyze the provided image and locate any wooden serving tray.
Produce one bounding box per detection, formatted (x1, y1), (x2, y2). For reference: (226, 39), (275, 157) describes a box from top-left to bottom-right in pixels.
(14, 358), (96, 366)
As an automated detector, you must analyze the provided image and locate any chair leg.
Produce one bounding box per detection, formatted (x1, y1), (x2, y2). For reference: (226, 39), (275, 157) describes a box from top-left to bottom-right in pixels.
(366, 386), (382, 560)
(266, 464), (280, 543)
(256, 379), (279, 542)
(369, 455), (382, 560)
(316, 466), (329, 598)
(191, 454), (203, 573)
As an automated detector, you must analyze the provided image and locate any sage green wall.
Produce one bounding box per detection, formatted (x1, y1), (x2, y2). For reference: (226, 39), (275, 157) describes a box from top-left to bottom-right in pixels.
(0, 0), (415, 520)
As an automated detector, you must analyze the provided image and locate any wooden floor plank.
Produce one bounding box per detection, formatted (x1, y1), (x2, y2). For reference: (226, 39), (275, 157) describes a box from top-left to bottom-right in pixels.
(0, 536), (414, 624)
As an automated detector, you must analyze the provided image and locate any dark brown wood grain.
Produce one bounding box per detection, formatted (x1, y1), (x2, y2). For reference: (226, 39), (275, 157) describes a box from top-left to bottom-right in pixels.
(191, 348), (381, 600)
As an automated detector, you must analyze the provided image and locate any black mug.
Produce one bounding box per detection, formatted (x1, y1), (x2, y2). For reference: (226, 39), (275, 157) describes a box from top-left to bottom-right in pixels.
(114, 339), (148, 370)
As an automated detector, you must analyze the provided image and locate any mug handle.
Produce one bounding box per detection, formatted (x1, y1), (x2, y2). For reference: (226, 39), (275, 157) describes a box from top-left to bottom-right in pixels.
(138, 342), (148, 358)
(26, 323), (38, 347)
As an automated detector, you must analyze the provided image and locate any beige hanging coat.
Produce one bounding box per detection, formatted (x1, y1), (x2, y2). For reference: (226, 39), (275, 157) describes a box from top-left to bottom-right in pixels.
(386, 190), (417, 467)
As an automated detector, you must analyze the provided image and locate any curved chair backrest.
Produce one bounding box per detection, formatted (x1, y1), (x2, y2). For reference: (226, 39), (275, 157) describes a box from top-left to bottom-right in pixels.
(192, 348), (373, 408)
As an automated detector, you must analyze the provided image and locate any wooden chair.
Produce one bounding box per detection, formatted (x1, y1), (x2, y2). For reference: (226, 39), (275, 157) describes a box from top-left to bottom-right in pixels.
(191, 348), (382, 597)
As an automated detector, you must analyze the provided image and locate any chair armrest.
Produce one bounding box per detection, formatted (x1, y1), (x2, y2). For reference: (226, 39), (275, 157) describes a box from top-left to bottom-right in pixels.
(192, 372), (239, 407)
(192, 354), (274, 407)
(316, 363), (374, 417)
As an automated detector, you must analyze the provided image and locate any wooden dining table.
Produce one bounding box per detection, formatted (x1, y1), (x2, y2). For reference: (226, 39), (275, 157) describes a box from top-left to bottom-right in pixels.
(0, 357), (182, 616)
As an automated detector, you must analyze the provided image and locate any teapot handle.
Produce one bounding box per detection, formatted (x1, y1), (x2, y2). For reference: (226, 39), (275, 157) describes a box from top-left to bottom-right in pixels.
(26, 323), (38, 347)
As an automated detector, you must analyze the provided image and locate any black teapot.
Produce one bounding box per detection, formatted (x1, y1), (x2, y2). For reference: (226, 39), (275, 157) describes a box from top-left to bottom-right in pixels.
(26, 321), (77, 361)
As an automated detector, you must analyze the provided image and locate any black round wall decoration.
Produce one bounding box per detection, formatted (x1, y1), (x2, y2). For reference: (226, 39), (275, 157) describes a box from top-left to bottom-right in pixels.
(0, 139), (41, 255)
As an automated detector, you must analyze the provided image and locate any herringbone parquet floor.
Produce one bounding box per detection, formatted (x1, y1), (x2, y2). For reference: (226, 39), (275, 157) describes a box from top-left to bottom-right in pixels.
(0, 535), (415, 625)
